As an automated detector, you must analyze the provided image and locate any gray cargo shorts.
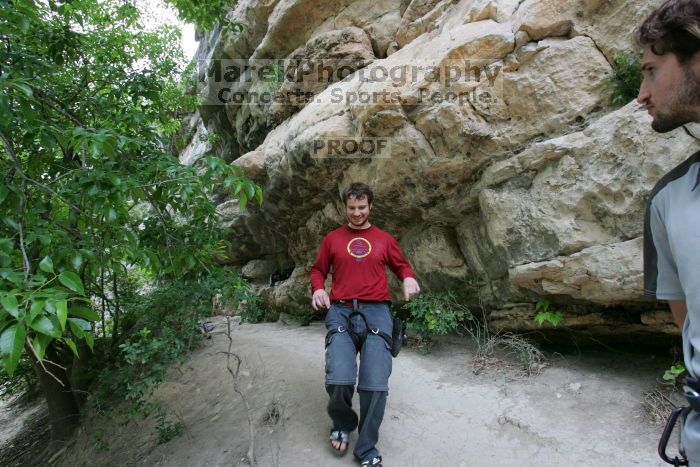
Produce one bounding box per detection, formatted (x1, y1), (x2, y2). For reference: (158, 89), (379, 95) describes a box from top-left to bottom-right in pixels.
(683, 410), (700, 465)
(324, 302), (393, 391)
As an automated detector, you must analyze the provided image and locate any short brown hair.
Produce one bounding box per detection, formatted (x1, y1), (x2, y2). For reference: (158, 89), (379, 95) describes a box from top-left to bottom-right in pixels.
(636, 0), (700, 63)
(342, 182), (373, 205)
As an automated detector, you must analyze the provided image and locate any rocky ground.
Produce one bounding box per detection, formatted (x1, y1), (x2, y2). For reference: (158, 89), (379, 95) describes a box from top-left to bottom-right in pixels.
(0, 392), (50, 466)
(0, 317), (686, 466)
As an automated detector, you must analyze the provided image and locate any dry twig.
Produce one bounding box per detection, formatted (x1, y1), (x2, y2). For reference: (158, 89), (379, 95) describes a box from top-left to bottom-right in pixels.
(224, 317), (257, 466)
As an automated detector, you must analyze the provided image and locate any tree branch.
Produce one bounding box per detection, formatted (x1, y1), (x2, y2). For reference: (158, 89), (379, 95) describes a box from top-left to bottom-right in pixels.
(142, 187), (178, 253)
(0, 130), (87, 216)
(31, 88), (85, 128)
(17, 178), (30, 280)
(46, 168), (78, 185)
(25, 339), (64, 387)
(136, 176), (199, 189)
(42, 357), (67, 371)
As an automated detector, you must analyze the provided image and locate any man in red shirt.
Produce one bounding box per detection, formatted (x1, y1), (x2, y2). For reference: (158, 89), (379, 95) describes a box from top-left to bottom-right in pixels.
(310, 183), (420, 467)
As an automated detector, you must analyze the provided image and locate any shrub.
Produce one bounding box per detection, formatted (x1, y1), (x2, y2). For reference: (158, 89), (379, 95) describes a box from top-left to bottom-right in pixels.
(402, 289), (547, 374)
(89, 267), (261, 435)
(476, 332), (545, 376)
(663, 363), (686, 385)
(218, 273), (262, 323)
(534, 299), (563, 327)
(402, 291), (468, 342)
(294, 308), (315, 326)
(604, 54), (643, 106)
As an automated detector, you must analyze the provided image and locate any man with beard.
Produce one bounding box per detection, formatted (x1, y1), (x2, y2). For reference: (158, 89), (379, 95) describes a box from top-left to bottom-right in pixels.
(638, 0), (700, 462)
(310, 182), (420, 467)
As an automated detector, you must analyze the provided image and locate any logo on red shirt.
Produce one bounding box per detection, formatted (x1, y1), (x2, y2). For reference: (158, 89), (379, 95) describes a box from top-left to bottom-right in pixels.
(347, 237), (371, 259)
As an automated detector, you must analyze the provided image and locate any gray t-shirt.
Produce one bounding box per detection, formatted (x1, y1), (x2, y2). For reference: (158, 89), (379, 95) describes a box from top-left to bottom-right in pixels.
(644, 150), (700, 377)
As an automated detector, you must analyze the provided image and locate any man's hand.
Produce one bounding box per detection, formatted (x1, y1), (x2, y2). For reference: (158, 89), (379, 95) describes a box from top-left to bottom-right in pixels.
(312, 289), (331, 311)
(402, 277), (420, 301)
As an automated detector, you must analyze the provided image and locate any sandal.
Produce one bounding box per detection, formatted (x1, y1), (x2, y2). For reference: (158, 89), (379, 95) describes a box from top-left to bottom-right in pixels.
(329, 429), (349, 456)
(361, 456), (383, 467)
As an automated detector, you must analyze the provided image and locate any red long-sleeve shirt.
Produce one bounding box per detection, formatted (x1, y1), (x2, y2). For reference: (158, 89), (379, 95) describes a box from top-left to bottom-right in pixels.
(310, 225), (415, 301)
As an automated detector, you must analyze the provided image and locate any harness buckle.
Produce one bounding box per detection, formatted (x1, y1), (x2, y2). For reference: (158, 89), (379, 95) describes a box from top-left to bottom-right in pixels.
(337, 325), (346, 333)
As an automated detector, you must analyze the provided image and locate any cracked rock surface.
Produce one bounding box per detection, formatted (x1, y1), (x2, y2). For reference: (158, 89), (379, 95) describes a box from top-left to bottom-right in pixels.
(182, 0), (700, 336)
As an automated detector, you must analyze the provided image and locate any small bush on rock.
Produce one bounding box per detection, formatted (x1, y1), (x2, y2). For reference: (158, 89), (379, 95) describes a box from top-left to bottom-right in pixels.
(604, 54), (643, 106)
(403, 291), (468, 343)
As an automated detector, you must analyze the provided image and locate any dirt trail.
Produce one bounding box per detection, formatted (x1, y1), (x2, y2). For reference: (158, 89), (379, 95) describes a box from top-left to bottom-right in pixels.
(57, 317), (672, 466)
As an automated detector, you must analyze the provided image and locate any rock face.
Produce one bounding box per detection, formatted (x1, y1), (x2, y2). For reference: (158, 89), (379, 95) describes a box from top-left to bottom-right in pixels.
(181, 0), (700, 336)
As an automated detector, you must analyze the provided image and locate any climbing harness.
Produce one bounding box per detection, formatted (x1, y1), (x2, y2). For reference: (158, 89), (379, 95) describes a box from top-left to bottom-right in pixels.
(657, 375), (700, 466)
(685, 376), (700, 412)
(658, 406), (690, 466)
(390, 314), (408, 357)
(325, 299), (400, 356)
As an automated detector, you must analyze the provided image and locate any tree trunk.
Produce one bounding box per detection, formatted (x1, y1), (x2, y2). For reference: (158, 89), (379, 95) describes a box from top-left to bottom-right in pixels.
(28, 343), (80, 445)
(112, 270), (120, 346)
(70, 339), (94, 412)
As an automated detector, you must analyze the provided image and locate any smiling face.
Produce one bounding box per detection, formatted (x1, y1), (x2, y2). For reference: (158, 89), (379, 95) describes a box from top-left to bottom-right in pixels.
(345, 195), (371, 229)
(637, 47), (700, 132)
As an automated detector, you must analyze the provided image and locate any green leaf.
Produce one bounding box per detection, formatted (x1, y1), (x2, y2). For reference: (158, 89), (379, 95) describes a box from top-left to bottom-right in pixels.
(0, 238), (12, 253)
(70, 253), (83, 271)
(68, 319), (84, 338)
(68, 306), (100, 321)
(31, 272), (46, 283)
(244, 183), (255, 200)
(535, 299), (549, 313)
(106, 207), (117, 222)
(0, 295), (19, 318)
(663, 364), (686, 381)
(534, 311), (563, 327)
(79, 249), (97, 262)
(0, 186), (8, 205)
(56, 299), (68, 330)
(67, 317), (91, 331)
(2, 217), (19, 231)
(0, 252), (10, 268)
(39, 256), (54, 274)
(0, 315), (10, 334)
(11, 82), (33, 97)
(58, 271), (84, 294)
(68, 296), (92, 303)
(18, 16), (31, 34)
(32, 334), (53, 360)
(30, 300), (46, 321)
(0, 271), (23, 287)
(30, 316), (61, 338)
(84, 332), (94, 351)
(63, 337), (78, 357)
(0, 323), (26, 376)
